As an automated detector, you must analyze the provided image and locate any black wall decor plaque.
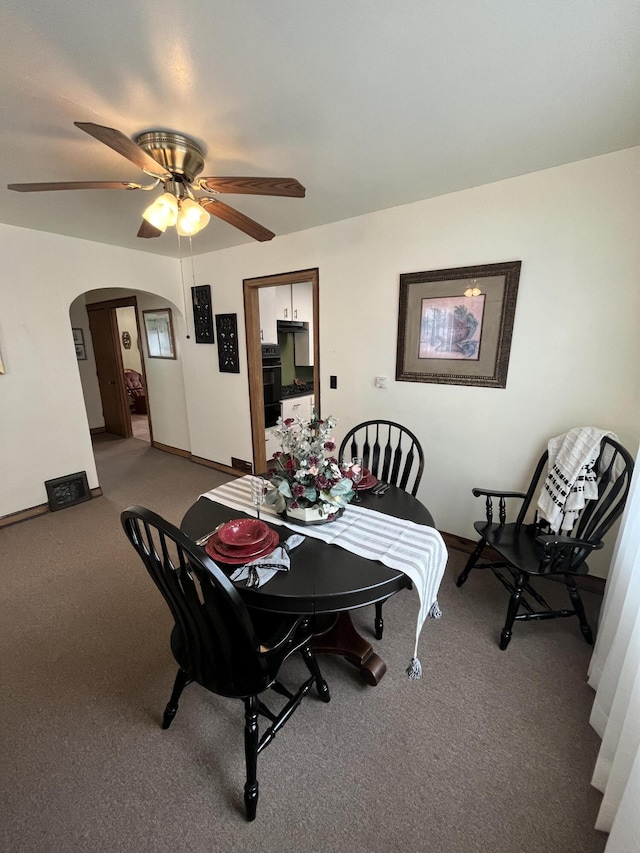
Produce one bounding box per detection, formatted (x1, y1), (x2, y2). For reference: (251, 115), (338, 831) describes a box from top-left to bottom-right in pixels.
(215, 313), (240, 373)
(45, 471), (91, 511)
(191, 285), (214, 343)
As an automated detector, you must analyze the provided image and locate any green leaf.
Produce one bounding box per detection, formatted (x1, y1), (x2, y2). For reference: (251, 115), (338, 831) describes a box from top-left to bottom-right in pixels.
(330, 478), (354, 497)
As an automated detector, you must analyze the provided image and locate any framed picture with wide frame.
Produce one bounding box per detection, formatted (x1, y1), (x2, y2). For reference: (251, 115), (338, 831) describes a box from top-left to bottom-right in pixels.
(396, 260), (521, 388)
(143, 308), (176, 359)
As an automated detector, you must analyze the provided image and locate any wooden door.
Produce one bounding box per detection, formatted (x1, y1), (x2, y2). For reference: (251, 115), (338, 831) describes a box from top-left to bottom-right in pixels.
(87, 306), (132, 438)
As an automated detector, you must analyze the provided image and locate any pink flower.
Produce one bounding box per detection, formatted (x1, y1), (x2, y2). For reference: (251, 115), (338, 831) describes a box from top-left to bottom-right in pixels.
(324, 441), (336, 451)
(284, 418), (295, 427)
(292, 483), (305, 497)
(273, 451), (283, 459)
(308, 465), (318, 476)
(290, 500), (299, 509)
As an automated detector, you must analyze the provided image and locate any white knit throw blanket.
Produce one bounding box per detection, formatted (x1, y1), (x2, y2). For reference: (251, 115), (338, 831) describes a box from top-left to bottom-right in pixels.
(537, 427), (618, 533)
(201, 476), (448, 679)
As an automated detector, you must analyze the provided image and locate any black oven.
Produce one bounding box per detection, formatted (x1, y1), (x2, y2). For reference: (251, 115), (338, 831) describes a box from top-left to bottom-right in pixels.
(262, 344), (282, 428)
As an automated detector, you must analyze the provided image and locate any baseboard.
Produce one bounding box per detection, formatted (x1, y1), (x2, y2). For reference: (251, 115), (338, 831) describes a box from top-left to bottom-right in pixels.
(0, 486), (103, 529)
(441, 530), (605, 595)
(190, 454), (249, 478)
(90, 426), (106, 435)
(151, 440), (253, 478)
(151, 440), (190, 458)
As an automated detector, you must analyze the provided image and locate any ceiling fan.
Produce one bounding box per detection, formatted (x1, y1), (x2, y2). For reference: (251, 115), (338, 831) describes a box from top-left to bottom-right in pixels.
(7, 122), (306, 241)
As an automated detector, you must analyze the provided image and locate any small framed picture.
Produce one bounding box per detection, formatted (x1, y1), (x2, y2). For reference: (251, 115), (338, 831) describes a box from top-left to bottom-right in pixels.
(72, 328), (87, 360)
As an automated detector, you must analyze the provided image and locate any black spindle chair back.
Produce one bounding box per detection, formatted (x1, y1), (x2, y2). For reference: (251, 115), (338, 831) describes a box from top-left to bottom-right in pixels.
(339, 419), (424, 496)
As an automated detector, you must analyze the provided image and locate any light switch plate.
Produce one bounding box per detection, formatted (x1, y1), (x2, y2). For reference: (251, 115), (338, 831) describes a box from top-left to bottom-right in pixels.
(375, 376), (389, 389)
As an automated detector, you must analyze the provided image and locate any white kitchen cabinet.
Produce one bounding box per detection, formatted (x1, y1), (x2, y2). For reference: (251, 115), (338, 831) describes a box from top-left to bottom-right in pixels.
(272, 282), (313, 322)
(258, 287), (277, 343)
(281, 393), (314, 424)
(265, 426), (279, 460)
(291, 281), (313, 323)
(274, 284), (293, 320)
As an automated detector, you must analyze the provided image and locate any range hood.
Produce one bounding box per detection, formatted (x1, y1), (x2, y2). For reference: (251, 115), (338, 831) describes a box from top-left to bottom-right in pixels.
(277, 319), (308, 333)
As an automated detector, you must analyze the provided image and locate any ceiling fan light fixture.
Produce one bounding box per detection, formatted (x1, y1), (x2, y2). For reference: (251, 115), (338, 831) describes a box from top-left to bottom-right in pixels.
(142, 192), (178, 231)
(176, 198), (210, 236)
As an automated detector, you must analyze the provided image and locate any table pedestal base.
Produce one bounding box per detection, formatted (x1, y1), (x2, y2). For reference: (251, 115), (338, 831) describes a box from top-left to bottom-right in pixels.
(313, 612), (387, 686)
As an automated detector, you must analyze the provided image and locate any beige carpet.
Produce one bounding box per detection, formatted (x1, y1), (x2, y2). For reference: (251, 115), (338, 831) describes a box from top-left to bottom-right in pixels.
(0, 435), (608, 853)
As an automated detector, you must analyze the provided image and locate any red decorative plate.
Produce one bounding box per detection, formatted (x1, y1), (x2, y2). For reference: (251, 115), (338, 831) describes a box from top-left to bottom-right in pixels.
(357, 473), (378, 490)
(217, 518), (270, 547)
(205, 528), (280, 564)
(211, 529), (276, 558)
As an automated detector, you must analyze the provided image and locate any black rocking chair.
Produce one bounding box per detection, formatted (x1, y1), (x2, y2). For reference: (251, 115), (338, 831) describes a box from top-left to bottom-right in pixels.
(121, 506), (331, 821)
(338, 419), (425, 640)
(456, 435), (633, 649)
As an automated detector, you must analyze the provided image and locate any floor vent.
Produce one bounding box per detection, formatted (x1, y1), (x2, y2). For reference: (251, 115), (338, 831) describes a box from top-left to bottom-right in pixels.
(231, 457), (253, 474)
(45, 471), (91, 511)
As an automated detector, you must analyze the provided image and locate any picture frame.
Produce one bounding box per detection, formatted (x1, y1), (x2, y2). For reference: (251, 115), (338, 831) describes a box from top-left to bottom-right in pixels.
(215, 313), (240, 373)
(192, 284), (215, 344)
(396, 261), (521, 388)
(143, 308), (176, 359)
(72, 327), (87, 360)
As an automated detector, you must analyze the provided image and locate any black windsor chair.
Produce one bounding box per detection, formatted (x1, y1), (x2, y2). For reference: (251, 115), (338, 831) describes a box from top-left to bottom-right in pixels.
(121, 506), (331, 822)
(456, 435), (633, 649)
(338, 419), (425, 640)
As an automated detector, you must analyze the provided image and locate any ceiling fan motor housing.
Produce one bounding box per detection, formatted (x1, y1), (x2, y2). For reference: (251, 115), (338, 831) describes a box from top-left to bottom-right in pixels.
(135, 131), (205, 183)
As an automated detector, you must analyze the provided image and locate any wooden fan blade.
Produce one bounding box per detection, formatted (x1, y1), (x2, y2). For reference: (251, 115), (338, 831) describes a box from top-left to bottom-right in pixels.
(74, 122), (172, 180)
(199, 198), (275, 241)
(8, 181), (141, 192)
(137, 220), (163, 239)
(198, 177), (305, 197)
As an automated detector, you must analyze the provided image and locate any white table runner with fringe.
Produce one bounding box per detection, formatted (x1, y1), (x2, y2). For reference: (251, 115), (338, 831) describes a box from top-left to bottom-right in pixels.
(201, 476), (448, 678)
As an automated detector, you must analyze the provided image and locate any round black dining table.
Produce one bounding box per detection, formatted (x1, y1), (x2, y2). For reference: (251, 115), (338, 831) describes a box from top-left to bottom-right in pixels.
(181, 485), (435, 685)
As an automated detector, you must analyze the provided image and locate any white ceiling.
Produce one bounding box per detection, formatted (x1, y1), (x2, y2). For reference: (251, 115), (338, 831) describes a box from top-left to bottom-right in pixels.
(1, 1), (639, 258)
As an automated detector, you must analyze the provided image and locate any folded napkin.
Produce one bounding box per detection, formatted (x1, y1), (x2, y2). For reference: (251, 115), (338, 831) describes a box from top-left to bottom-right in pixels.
(230, 534), (305, 588)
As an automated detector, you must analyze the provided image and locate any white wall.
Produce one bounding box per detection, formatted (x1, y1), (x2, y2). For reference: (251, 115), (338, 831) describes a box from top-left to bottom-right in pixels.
(182, 147), (640, 575)
(1, 148), (639, 577)
(0, 225), (179, 517)
(69, 296), (104, 429)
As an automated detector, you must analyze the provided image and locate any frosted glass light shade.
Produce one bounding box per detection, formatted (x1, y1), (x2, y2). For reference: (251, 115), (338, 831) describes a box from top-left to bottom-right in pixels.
(176, 198), (210, 236)
(142, 192), (178, 231)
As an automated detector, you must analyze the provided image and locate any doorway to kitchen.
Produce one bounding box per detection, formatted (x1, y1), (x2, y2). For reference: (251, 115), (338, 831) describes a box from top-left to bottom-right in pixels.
(243, 268), (320, 475)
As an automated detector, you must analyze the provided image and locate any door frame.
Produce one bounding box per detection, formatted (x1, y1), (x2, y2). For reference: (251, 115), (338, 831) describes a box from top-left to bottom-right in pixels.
(86, 295), (151, 440)
(243, 268), (319, 474)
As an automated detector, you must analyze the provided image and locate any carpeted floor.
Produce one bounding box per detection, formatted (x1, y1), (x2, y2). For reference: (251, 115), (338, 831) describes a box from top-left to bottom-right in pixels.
(1, 435), (608, 852)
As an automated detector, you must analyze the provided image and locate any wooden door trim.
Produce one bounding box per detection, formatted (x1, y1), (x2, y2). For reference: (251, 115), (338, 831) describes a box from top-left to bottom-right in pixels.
(86, 294), (153, 442)
(243, 268), (320, 475)
(86, 296), (137, 312)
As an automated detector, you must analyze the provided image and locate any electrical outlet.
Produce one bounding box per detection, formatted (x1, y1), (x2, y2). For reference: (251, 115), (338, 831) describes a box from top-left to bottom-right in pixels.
(375, 376), (389, 389)
(330, 375), (337, 389)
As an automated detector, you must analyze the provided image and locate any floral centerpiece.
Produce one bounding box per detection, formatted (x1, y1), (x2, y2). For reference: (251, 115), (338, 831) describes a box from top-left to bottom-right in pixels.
(265, 412), (354, 523)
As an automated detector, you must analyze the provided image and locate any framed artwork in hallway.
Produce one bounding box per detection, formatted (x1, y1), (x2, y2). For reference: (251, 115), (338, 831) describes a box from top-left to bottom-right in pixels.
(72, 327), (87, 360)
